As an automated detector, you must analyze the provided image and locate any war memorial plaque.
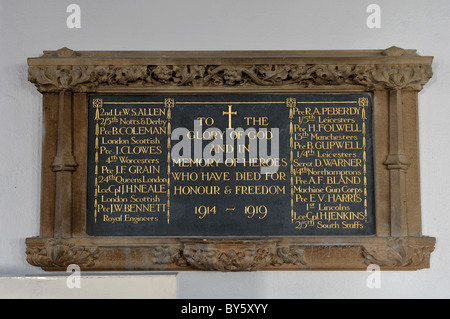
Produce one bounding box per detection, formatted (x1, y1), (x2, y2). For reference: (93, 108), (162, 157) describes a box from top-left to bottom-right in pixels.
(26, 48), (436, 271)
(87, 94), (374, 236)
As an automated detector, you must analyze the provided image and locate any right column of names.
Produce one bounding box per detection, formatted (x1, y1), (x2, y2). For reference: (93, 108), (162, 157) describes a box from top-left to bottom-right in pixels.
(289, 96), (372, 234)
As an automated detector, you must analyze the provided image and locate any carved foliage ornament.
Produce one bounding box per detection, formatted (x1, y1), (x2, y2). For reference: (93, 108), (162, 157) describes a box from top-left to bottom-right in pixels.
(28, 63), (433, 93)
(25, 238), (435, 271)
(182, 243), (307, 272)
(362, 238), (435, 268)
(26, 239), (99, 268)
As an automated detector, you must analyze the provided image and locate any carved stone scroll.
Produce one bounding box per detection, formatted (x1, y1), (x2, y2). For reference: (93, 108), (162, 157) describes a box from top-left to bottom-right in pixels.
(362, 237), (436, 268)
(385, 90), (410, 236)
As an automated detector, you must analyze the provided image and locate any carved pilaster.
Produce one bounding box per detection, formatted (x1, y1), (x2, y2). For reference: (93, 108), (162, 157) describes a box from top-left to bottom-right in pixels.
(384, 90), (410, 236)
(52, 91), (77, 172)
(52, 91), (77, 238)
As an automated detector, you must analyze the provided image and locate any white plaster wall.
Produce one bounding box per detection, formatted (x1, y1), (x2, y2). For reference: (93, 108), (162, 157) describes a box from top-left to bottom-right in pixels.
(0, 274), (177, 299)
(0, 0), (449, 298)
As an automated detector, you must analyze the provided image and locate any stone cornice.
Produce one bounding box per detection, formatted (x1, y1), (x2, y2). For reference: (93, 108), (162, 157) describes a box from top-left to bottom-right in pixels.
(28, 47), (433, 93)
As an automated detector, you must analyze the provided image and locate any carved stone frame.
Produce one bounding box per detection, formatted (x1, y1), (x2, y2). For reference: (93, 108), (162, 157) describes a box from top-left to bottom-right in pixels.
(26, 47), (436, 271)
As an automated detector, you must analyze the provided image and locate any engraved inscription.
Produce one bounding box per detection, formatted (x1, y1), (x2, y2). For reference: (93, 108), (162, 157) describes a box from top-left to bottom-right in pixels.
(288, 96), (374, 235)
(87, 97), (169, 235)
(87, 94), (374, 236)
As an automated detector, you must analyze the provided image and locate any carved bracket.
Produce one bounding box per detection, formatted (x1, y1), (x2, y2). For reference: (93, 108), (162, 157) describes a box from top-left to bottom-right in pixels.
(362, 238), (435, 268)
(26, 239), (99, 268)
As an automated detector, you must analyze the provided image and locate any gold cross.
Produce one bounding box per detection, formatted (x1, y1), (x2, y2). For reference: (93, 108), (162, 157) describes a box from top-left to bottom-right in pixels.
(223, 105), (237, 129)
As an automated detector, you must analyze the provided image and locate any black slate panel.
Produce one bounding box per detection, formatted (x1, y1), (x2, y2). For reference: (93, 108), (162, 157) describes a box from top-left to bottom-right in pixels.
(86, 93), (375, 236)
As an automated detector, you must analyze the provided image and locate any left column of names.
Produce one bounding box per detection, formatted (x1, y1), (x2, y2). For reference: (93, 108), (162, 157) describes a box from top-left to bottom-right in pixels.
(88, 97), (169, 235)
